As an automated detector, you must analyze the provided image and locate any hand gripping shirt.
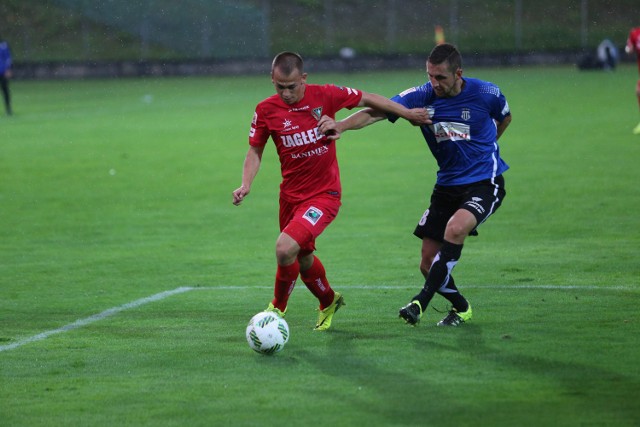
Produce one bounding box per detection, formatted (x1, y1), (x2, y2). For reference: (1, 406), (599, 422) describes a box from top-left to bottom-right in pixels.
(249, 84), (363, 203)
(389, 77), (510, 186)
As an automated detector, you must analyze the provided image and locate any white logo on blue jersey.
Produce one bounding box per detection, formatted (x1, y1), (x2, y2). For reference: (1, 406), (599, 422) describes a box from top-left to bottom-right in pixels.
(432, 122), (471, 143)
(501, 101), (510, 116)
(399, 87), (418, 97)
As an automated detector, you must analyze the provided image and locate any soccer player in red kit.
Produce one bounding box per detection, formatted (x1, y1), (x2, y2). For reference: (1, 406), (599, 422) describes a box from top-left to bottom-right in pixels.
(232, 52), (429, 330)
(626, 27), (640, 134)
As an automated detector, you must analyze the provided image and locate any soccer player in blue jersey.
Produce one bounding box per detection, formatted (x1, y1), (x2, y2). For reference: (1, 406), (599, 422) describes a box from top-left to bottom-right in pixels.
(318, 43), (512, 327)
(0, 35), (12, 116)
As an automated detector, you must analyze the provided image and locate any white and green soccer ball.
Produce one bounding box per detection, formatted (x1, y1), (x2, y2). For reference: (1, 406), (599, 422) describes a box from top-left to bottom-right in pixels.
(246, 311), (289, 355)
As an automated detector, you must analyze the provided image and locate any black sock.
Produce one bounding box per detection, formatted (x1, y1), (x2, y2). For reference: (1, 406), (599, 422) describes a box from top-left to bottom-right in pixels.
(413, 241), (463, 311)
(437, 276), (469, 312)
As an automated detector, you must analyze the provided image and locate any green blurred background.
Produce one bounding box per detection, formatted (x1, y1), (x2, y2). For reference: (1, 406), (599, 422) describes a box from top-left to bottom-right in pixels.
(1, 0), (637, 63)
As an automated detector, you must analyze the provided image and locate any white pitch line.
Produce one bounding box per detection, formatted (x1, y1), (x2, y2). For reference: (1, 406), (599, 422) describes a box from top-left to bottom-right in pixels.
(2, 283), (634, 353)
(189, 284), (635, 291)
(0, 286), (195, 353)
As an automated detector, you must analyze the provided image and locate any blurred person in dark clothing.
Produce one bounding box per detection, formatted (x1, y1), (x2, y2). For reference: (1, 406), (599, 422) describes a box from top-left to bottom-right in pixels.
(0, 35), (13, 116)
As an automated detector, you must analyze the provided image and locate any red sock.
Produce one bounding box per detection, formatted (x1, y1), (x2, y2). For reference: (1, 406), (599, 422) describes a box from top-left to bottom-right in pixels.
(272, 260), (299, 311)
(300, 256), (335, 309)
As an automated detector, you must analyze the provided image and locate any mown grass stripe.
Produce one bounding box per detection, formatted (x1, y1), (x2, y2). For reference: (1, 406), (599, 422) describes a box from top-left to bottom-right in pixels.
(2, 283), (634, 353)
(0, 286), (194, 353)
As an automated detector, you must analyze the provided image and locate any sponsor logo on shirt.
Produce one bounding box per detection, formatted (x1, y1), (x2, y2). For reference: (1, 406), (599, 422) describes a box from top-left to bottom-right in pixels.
(282, 118), (301, 132)
(280, 127), (325, 148)
(291, 145), (329, 159)
(289, 105), (310, 112)
(302, 206), (323, 225)
(432, 121), (471, 143)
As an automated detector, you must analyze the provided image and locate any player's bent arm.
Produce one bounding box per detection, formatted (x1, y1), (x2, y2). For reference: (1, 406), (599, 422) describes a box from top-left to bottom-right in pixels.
(317, 109), (385, 141)
(496, 114), (512, 141)
(359, 92), (429, 124)
(340, 108), (386, 131)
(232, 145), (264, 206)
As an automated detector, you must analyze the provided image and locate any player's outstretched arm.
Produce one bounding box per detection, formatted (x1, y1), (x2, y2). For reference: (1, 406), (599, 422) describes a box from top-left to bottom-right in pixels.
(232, 145), (264, 206)
(318, 109), (385, 141)
(360, 92), (430, 125)
(318, 92), (430, 141)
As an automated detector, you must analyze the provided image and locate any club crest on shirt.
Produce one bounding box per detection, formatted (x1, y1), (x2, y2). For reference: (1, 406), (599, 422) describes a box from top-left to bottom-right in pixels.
(302, 206), (323, 225)
(461, 108), (471, 121)
(311, 107), (323, 121)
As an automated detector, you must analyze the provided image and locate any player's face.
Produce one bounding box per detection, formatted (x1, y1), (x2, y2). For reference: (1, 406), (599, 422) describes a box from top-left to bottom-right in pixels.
(272, 67), (307, 105)
(427, 61), (463, 98)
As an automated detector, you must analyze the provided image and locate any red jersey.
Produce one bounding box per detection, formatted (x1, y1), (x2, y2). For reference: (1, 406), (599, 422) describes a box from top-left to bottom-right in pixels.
(249, 84), (363, 203)
(627, 27), (640, 72)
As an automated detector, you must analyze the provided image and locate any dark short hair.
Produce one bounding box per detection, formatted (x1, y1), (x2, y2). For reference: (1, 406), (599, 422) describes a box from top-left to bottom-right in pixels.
(272, 51), (304, 75)
(428, 43), (462, 73)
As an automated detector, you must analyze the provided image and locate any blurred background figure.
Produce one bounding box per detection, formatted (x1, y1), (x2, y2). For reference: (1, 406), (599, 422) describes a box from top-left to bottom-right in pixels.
(596, 39), (618, 71)
(577, 39), (618, 72)
(434, 25), (446, 45)
(0, 34), (12, 116)
(626, 27), (640, 134)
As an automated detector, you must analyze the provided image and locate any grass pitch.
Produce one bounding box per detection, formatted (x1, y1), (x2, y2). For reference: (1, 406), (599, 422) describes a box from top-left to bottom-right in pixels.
(1, 65), (639, 426)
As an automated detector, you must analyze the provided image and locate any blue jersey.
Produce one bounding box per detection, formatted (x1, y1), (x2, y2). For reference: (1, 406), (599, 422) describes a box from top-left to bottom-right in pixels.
(0, 41), (11, 74)
(389, 77), (510, 186)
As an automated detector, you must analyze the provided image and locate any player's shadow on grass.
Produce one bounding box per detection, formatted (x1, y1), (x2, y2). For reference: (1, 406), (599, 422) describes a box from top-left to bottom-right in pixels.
(421, 323), (640, 423)
(296, 332), (416, 424)
(296, 326), (484, 424)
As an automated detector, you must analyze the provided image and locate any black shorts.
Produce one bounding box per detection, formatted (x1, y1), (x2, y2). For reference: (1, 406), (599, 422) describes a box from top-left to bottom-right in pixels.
(413, 175), (506, 242)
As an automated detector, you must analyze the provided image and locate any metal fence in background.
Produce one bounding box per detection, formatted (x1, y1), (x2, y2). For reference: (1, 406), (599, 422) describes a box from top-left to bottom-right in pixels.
(50, 0), (269, 59)
(10, 0), (640, 61)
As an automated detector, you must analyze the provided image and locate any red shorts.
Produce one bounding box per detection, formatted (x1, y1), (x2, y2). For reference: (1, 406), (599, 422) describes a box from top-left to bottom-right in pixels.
(279, 193), (341, 254)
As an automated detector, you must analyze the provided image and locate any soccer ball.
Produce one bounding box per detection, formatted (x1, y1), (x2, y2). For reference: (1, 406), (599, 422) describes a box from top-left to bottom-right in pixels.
(246, 311), (289, 355)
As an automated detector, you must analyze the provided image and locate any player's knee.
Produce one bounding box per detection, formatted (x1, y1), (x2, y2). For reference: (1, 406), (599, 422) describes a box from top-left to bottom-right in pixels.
(444, 224), (469, 242)
(445, 209), (478, 243)
(276, 244), (297, 265)
(276, 249), (297, 266)
(276, 236), (300, 265)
